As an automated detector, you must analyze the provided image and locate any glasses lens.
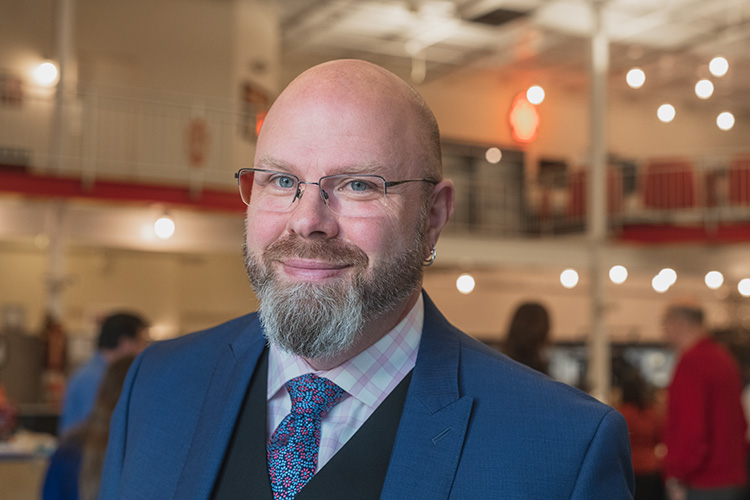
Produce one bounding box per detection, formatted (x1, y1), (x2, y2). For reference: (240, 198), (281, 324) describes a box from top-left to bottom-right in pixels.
(321, 175), (386, 217)
(246, 169), (299, 211)
(237, 169), (254, 205)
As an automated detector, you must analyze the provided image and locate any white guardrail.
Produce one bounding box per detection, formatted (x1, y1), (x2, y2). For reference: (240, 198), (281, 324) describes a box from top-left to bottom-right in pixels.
(2, 82), (749, 238)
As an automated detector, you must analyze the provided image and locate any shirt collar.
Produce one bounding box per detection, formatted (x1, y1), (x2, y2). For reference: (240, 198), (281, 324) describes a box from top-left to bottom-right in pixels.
(267, 294), (423, 409)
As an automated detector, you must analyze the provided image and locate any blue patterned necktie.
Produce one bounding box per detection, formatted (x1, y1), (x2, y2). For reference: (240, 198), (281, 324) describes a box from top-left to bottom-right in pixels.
(267, 374), (345, 500)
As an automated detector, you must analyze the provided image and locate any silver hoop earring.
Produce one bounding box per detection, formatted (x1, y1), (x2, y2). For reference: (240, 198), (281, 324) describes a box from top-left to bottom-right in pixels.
(422, 246), (437, 267)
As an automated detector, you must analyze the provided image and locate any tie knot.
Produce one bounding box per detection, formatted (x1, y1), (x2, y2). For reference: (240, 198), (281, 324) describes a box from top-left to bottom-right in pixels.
(285, 374), (345, 418)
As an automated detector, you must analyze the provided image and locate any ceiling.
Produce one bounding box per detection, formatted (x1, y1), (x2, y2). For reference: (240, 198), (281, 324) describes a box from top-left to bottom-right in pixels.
(276, 0), (750, 117)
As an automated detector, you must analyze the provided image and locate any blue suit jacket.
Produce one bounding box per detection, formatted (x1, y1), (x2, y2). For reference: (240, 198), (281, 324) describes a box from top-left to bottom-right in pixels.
(100, 292), (634, 499)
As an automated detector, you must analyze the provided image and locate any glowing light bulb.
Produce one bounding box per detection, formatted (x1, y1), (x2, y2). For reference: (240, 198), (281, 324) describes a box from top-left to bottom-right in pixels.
(652, 275), (670, 293)
(526, 85), (545, 105)
(739, 279), (750, 297)
(33, 62), (59, 86)
(658, 268), (677, 287)
(456, 274), (476, 294)
(709, 57), (728, 77)
(695, 79), (714, 99)
(626, 68), (645, 89)
(609, 265), (628, 285)
(485, 147), (502, 164)
(657, 104), (675, 123)
(704, 271), (724, 290)
(560, 268), (579, 289)
(154, 216), (175, 239)
(717, 112), (735, 131)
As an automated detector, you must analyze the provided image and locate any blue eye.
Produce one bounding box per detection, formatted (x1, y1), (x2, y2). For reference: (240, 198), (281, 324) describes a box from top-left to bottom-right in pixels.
(274, 176), (296, 189)
(349, 180), (370, 192)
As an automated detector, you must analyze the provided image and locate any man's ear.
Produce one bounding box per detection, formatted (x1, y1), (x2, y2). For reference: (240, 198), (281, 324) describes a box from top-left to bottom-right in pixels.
(424, 179), (455, 250)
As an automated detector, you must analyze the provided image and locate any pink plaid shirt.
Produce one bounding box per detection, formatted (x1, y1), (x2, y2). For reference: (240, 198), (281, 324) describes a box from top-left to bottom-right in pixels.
(266, 294), (423, 471)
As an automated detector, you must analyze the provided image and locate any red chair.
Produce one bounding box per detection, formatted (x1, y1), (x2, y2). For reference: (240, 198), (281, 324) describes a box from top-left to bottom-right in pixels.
(567, 168), (623, 218)
(729, 156), (750, 206)
(642, 159), (695, 209)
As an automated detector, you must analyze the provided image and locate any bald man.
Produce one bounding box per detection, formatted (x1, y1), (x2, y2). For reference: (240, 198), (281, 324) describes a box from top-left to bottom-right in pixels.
(100, 60), (634, 500)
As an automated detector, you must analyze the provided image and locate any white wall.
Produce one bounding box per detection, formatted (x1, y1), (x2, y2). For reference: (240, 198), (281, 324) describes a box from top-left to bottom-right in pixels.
(0, 243), (257, 342)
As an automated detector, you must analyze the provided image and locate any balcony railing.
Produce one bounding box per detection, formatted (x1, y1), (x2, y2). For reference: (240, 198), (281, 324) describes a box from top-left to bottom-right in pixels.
(2, 82), (749, 240)
(0, 82), (251, 190)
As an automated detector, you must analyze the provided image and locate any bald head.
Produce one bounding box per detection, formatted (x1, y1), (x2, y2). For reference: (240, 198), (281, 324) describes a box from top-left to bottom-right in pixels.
(257, 59), (442, 179)
(662, 301), (707, 352)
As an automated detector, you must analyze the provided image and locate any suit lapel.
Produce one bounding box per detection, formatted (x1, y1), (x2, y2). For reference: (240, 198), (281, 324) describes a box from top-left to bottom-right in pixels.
(173, 318), (267, 500)
(379, 293), (473, 500)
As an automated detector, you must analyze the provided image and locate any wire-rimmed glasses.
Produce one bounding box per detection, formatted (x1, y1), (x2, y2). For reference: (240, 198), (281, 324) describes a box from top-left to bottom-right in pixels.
(235, 168), (437, 217)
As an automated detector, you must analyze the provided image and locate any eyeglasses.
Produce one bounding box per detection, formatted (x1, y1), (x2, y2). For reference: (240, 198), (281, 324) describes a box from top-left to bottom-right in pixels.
(235, 168), (438, 217)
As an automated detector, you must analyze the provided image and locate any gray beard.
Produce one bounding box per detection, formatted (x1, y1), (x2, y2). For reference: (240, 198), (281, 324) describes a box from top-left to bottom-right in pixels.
(243, 228), (426, 360)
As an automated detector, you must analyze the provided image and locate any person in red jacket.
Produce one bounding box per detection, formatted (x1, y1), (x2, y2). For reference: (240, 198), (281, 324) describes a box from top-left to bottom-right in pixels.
(663, 302), (748, 500)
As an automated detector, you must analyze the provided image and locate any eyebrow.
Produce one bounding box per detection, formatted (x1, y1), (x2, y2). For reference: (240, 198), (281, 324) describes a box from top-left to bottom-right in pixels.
(254, 157), (295, 173)
(331, 162), (390, 176)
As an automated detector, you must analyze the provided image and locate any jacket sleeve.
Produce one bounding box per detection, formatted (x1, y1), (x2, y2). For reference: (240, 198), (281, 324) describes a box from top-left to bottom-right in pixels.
(663, 363), (709, 480)
(569, 408), (635, 500)
(97, 352), (144, 499)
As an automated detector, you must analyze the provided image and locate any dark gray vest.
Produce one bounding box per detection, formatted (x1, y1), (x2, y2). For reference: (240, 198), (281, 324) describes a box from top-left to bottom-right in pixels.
(211, 350), (412, 499)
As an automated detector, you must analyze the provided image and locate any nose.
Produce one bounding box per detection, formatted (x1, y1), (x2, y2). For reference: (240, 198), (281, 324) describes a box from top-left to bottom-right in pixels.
(287, 182), (339, 239)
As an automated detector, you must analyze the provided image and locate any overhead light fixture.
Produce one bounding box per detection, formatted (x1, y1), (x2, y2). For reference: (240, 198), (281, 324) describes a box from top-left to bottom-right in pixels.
(709, 56), (729, 77)
(609, 265), (628, 285)
(32, 61), (59, 87)
(626, 68), (645, 89)
(456, 273), (476, 294)
(560, 268), (579, 289)
(704, 271), (724, 290)
(526, 85), (545, 105)
(485, 147), (502, 164)
(154, 215), (175, 240)
(651, 275), (669, 293)
(739, 278), (750, 297)
(694, 79), (714, 99)
(657, 104), (676, 123)
(717, 112), (735, 131)
(652, 268), (677, 293)
(658, 268), (677, 287)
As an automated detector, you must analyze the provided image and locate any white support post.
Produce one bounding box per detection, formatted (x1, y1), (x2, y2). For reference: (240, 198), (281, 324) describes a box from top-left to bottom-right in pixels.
(587, 0), (611, 403)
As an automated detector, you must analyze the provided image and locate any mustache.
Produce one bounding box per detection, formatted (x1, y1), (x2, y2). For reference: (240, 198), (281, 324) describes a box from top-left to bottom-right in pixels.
(263, 237), (369, 268)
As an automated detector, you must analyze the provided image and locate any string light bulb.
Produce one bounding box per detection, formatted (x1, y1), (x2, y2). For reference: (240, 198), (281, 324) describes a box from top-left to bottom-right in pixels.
(32, 61), (59, 86)
(154, 215), (175, 239)
(456, 273), (476, 294)
(526, 85), (545, 105)
(657, 104), (676, 123)
(709, 57), (729, 77)
(717, 112), (735, 131)
(560, 268), (579, 289)
(695, 79), (714, 100)
(626, 68), (646, 89)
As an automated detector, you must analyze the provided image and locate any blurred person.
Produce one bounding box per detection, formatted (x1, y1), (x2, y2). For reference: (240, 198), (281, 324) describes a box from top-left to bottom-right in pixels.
(59, 312), (148, 435)
(503, 301), (551, 374)
(616, 360), (666, 500)
(42, 355), (135, 500)
(99, 59), (634, 499)
(0, 382), (17, 441)
(662, 303), (748, 500)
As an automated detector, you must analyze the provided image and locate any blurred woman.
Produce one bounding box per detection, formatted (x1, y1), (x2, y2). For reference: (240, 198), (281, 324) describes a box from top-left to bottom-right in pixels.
(42, 355), (135, 500)
(617, 364), (665, 500)
(503, 302), (551, 374)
